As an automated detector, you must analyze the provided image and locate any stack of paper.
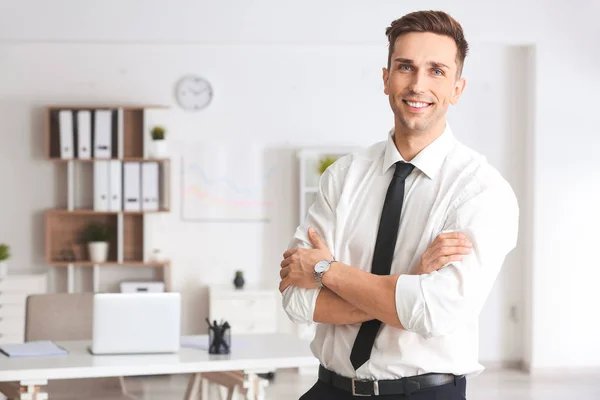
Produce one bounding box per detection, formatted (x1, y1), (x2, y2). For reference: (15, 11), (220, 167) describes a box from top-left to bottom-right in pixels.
(0, 340), (68, 358)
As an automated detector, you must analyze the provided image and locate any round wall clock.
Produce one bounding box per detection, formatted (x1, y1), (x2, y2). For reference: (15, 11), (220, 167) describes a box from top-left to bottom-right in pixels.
(175, 75), (213, 111)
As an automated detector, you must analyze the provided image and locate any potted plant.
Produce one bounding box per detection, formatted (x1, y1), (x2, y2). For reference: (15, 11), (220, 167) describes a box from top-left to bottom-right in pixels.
(80, 222), (111, 263)
(0, 244), (10, 277)
(149, 247), (166, 262)
(149, 125), (167, 158)
(317, 155), (337, 175)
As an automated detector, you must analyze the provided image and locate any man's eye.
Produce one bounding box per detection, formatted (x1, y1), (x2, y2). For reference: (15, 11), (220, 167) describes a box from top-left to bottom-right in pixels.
(433, 69), (444, 76)
(399, 65), (412, 71)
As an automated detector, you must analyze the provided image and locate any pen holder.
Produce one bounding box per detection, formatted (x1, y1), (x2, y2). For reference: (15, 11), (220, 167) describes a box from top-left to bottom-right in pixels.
(208, 325), (231, 354)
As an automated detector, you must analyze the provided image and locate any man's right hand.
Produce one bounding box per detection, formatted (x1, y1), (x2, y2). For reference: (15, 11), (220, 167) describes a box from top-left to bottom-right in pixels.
(413, 232), (473, 275)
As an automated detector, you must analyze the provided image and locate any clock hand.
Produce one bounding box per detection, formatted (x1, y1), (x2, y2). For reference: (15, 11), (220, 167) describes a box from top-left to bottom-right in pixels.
(190, 87), (211, 95)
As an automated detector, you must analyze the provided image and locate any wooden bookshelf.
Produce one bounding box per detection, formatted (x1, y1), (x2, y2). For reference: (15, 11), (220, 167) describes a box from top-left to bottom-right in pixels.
(45, 210), (118, 265)
(48, 158), (170, 163)
(123, 213), (143, 262)
(48, 209), (170, 215)
(50, 261), (170, 268)
(45, 104), (168, 160)
(122, 109), (144, 158)
(44, 104), (172, 293)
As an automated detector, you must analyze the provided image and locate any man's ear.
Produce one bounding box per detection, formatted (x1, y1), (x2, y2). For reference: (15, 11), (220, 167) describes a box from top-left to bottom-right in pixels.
(450, 77), (466, 105)
(382, 67), (390, 96)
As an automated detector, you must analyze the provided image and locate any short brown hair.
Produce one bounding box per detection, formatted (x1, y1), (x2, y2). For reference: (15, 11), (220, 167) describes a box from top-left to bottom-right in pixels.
(385, 10), (469, 77)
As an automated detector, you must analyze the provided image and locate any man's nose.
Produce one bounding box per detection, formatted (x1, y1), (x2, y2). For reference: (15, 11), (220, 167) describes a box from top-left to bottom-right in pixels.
(407, 70), (426, 94)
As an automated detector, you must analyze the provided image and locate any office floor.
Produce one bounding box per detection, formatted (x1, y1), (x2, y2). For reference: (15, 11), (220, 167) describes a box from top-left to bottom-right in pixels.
(125, 368), (600, 400)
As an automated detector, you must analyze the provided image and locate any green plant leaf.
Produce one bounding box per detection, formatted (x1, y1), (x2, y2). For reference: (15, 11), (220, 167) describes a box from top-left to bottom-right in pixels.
(317, 156), (338, 175)
(0, 244), (10, 261)
(79, 222), (111, 243)
(150, 125), (166, 140)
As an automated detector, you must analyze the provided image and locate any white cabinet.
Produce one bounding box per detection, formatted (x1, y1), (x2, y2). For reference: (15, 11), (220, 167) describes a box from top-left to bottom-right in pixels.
(0, 273), (48, 344)
(208, 285), (278, 335)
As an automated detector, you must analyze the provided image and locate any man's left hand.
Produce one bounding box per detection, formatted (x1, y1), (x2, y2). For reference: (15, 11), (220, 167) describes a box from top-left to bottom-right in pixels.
(279, 227), (332, 293)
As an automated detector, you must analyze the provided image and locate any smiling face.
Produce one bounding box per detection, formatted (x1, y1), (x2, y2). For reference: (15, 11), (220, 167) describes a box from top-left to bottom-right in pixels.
(383, 32), (466, 136)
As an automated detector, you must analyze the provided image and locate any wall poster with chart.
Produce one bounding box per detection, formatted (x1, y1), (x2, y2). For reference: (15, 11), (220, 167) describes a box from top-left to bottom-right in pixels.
(181, 143), (274, 222)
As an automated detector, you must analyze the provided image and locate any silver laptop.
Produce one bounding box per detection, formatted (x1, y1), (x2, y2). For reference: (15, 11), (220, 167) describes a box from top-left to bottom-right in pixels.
(90, 292), (181, 355)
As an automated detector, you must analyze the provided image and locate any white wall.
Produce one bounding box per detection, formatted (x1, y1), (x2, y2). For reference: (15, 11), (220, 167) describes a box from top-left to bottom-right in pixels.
(0, 0), (598, 370)
(447, 45), (533, 364)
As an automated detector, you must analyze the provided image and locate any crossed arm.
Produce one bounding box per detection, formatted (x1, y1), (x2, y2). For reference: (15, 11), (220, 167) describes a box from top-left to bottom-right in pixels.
(281, 172), (518, 338)
(317, 271), (401, 327)
(283, 229), (472, 329)
(313, 287), (373, 325)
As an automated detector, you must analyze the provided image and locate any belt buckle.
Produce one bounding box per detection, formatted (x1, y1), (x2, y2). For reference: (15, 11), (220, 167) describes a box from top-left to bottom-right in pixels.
(351, 378), (379, 396)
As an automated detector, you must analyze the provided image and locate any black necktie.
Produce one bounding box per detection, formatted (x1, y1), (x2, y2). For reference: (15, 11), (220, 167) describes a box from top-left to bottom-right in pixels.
(349, 161), (415, 371)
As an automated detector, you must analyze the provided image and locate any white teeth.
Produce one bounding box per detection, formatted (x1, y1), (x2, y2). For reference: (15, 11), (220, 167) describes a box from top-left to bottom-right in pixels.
(406, 101), (430, 108)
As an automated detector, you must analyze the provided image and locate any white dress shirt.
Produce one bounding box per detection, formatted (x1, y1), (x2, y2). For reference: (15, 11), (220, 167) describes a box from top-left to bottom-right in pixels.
(282, 124), (519, 380)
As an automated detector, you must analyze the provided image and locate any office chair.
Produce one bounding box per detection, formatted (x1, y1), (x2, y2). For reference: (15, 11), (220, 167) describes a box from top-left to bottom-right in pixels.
(0, 293), (139, 400)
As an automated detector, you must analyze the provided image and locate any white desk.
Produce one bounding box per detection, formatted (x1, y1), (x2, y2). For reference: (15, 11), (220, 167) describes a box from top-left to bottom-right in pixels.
(0, 333), (317, 400)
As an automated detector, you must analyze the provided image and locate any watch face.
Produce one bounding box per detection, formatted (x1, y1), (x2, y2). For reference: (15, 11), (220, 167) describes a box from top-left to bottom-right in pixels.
(315, 260), (330, 273)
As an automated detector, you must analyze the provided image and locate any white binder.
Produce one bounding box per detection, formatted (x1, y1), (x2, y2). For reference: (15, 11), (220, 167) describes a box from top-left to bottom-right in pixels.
(142, 162), (159, 211)
(108, 160), (122, 211)
(123, 162), (141, 211)
(94, 110), (113, 159)
(76, 110), (92, 159)
(93, 161), (110, 211)
(58, 110), (74, 159)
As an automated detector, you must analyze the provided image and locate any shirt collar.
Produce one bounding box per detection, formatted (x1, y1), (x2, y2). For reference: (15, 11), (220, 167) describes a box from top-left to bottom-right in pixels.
(382, 123), (456, 180)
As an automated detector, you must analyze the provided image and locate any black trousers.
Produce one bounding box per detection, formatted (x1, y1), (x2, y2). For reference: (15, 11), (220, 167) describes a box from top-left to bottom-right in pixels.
(299, 376), (466, 400)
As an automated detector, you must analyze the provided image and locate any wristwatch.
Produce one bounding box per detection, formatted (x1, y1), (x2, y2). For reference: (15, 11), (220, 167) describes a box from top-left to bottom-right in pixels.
(314, 259), (335, 288)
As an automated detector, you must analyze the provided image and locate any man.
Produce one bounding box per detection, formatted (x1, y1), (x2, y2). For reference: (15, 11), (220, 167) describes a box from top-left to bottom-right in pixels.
(280, 10), (519, 400)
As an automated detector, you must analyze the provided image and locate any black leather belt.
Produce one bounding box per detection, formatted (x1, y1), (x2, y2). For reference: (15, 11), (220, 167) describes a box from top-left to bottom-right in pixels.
(318, 365), (463, 397)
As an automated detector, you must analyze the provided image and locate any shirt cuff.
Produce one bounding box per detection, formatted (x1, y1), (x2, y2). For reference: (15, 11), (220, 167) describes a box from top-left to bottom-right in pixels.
(395, 274), (425, 334)
(281, 285), (322, 324)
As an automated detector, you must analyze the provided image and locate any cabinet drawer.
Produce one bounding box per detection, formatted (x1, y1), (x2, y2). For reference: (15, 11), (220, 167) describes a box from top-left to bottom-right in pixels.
(0, 304), (25, 319)
(0, 293), (28, 306)
(0, 333), (24, 344)
(0, 275), (47, 293)
(229, 319), (277, 335)
(210, 296), (276, 323)
(0, 317), (24, 334)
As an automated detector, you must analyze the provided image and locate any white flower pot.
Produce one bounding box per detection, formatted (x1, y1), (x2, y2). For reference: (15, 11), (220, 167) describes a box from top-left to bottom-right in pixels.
(149, 140), (167, 158)
(88, 242), (109, 263)
(0, 261), (7, 278)
(149, 248), (166, 263)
